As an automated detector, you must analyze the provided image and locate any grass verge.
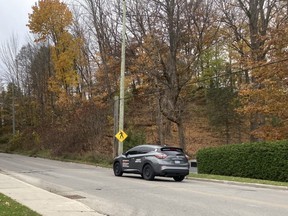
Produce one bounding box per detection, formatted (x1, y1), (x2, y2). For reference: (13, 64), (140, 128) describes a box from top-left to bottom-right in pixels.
(188, 173), (288, 187)
(0, 193), (40, 216)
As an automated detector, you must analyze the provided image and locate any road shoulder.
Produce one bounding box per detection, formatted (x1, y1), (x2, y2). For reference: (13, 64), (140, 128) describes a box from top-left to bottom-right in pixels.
(188, 176), (288, 191)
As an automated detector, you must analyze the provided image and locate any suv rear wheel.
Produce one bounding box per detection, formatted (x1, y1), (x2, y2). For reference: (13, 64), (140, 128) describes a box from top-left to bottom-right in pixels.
(173, 176), (185, 182)
(142, 164), (155, 180)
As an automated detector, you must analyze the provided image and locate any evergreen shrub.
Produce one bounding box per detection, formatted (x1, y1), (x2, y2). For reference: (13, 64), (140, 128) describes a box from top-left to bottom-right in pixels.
(196, 140), (288, 182)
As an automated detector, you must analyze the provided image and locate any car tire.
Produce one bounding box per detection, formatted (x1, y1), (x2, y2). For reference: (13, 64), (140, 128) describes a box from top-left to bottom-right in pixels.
(113, 162), (123, 176)
(173, 176), (185, 182)
(142, 164), (155, 180)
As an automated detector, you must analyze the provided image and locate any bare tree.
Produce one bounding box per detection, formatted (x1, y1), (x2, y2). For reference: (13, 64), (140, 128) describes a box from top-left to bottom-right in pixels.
(0, 35), (20, 85)
(82, 0), (122, 99)
(69, 3), (95, 100)
(0, 34), (21, 135)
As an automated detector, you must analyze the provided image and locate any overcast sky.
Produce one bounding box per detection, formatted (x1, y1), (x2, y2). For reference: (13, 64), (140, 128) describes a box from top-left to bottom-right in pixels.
(0, 0), (37, 46)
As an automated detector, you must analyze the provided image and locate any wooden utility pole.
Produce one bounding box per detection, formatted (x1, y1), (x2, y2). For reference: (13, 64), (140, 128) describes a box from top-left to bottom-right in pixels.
(118, 0), (126, 155)
(113, 96), (119, 157)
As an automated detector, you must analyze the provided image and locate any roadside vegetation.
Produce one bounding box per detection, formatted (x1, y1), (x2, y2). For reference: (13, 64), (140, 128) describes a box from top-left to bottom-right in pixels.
(197, 140), (288, 182)
(0, 193), (40, 216)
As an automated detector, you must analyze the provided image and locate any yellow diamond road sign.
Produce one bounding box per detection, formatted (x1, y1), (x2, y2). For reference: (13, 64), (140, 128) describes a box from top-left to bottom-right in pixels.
(115, 130), (128, 142)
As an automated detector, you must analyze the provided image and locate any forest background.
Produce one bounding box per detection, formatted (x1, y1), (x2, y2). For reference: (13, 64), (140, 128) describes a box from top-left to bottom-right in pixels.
(0, 0), (288, 159)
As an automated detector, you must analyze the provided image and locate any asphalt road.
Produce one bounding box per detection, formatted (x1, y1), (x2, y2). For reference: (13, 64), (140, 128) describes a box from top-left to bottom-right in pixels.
(0, 153), (287, 216)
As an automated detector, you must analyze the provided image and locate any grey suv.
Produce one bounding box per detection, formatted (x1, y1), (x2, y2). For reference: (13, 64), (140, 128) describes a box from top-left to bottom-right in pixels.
(113, 144), (189, 182)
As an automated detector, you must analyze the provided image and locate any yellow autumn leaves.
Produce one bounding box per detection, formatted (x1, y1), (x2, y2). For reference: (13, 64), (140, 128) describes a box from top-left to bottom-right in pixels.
(27, 0), (81, 107)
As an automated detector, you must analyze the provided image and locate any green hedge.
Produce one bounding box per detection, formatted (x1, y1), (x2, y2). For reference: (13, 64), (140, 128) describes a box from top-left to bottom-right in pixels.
(196, 140), (288, 182)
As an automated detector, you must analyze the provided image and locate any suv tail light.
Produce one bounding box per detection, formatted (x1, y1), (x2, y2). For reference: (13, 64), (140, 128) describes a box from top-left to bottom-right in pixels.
(155, 153), (167, 159)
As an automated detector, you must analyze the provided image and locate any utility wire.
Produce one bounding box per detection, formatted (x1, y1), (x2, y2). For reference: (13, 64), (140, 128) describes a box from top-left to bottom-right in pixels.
(123, 57), (288, 100)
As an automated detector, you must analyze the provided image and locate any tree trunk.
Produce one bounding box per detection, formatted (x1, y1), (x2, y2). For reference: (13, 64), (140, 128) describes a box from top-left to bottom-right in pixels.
(177, 118), (186, 151)
(156, 96), (164, 145)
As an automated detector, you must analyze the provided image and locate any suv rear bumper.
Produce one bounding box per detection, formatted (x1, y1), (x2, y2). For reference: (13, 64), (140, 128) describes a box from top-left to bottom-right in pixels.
(157, 166), (189, 177)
